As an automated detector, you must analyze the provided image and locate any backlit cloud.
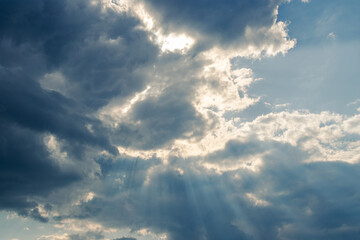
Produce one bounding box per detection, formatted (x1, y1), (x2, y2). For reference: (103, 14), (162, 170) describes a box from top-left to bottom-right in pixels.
(1, 0), (359, 240)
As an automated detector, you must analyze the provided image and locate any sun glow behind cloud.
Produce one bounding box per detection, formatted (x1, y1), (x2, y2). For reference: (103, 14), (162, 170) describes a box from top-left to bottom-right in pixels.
(1, 0), (360, 240)
(159, 33), (194, 53)
(131, 2), (195, 54)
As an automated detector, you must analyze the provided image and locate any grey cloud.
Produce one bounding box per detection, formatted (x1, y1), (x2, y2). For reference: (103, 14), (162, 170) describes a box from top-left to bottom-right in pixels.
(1, 1), (358, 240)
(60, 14), (158, 109)
(74, 165), (250, 240)
(67, 140), (360, 240)
(69, 231), (105, 240)
(0, 0), (159, 109)
(0, 0), (160, 219)
(29, 207), (49, 223)
(207, 140), (267, 162)
(0, 118), (81, 217)
(0, 68), (117, 155)
(113, 238), (137, 240)
(142, 0), (283, 48)
(113, 85), (207, 150)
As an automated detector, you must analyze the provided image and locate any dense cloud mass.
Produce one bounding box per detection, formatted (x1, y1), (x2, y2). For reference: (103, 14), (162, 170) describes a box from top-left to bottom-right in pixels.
(140, 0), (295, 54)
(0, 0), (157, 218)
(143, 0), (278, 39)
(1, 0), (360, 240)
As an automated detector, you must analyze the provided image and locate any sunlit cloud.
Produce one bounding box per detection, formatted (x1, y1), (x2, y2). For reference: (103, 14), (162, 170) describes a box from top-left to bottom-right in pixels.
(1, 0), (359, 240)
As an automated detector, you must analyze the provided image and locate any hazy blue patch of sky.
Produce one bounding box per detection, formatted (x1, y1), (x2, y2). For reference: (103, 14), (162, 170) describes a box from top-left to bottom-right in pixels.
(232, 0), (360, 116)
(0, 212), (56, 240)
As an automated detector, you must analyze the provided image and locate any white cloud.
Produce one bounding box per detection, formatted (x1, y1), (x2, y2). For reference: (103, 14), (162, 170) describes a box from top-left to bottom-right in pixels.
(137, 228), (168, 240)
(344, 114), (360, 135)
(38, 233), (70, 240)
(328, 32), (336, 39)
(241, 21), (297, 58)
(347, 98), (360, 106)
(239, 111), (360, 164)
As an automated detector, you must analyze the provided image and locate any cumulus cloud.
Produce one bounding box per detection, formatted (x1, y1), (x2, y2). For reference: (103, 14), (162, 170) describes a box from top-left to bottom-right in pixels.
(1, 0), (359, 240)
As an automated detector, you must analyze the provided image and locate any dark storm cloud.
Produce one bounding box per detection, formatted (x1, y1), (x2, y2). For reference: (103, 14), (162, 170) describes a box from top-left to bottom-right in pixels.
(0, 0), (159, 109)
(0, 0), (159, 219)
(0, 118), (80, 218)
(142, 0), (283, 47)
(0, 68), (117, 154)
(60, 15), (158, 109)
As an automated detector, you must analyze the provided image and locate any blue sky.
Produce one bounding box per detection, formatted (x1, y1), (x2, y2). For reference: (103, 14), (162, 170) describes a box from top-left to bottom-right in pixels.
(1, 0), (360, 240)
(234, 0), (360, 116)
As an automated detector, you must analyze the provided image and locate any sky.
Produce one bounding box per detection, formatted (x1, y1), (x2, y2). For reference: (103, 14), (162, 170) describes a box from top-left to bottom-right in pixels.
(0, 0), (359, 240)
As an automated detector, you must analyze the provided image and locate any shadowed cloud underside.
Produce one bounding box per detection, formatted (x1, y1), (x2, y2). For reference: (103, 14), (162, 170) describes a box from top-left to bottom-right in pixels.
(1, 0), (360, 239)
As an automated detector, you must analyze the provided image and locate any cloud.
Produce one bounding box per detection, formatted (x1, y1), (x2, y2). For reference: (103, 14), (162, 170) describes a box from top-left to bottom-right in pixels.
(328, 32), (336, 39)
(62, 136), (360, 240)
(113, 238), (137, 240)
(38, 231), (105, 240)
(140, 0), (296, 57)
(1, 0), (360, 240)
(0, 116), (80, 218)
(68, 231), (105, 240)
(0, 0), (158, 218)
(0, 0), (159, 108)
(112, 85), (207, 150)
